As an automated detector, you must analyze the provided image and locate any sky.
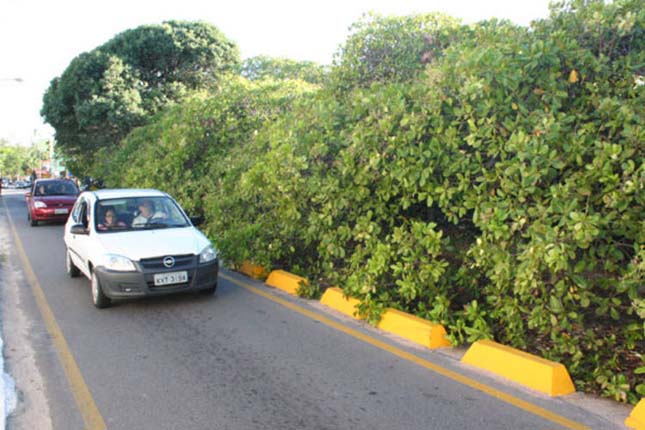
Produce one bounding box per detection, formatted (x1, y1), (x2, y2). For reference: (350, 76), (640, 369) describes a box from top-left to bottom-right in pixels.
(0, 0), (553, 146)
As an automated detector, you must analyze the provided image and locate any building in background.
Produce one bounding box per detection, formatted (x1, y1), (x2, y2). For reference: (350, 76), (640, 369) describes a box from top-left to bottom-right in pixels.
(34, 140), (67, 178)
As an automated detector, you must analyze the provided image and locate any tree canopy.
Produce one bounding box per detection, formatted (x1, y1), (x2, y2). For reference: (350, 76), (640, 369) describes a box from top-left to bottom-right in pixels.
(329, 12), (465, 91)
(41, 20), (240, 176)
(0, 139), (48, 178)
(240, 56), (326, 84)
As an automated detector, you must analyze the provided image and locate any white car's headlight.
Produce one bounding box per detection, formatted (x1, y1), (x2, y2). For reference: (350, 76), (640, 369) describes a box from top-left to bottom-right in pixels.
(103, 254), (136, 271)
(199, 245), (218, 264)
(34, 201), (47, 208)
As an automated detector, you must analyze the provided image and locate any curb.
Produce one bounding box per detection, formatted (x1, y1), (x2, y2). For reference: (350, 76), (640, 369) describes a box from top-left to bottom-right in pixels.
(239, 261), (268, 280)
(626, 399), (645, 430)
(320, 287), (361, 318)
(265, 270), (308, 295)
(461, 339), (576, 396)
(377, 308), (450, 349)
(235, 267), (591, 401)
(320, 287), (449, 349)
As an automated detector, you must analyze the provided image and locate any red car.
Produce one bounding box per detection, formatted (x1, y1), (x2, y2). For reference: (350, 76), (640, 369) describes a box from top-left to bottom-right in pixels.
(26, 179), (80, 226)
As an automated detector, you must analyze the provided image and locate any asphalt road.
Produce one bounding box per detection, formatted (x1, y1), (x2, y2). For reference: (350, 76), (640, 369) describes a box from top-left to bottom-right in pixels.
(0, 191), (628, 430)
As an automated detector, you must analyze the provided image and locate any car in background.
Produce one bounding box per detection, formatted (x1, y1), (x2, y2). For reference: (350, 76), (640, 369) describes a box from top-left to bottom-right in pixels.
(63, 189), (218, 308)
(25, 179), (79, 226)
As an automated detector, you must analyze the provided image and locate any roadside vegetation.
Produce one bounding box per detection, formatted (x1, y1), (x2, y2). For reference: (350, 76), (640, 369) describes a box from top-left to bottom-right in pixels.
(0, 139), (49, 178)
(43, 0), (643, 403)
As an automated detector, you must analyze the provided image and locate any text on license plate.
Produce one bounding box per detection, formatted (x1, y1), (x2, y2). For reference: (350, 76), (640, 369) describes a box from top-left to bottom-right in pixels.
(54, 208), (69, 214)
(153, 271), (188, 286)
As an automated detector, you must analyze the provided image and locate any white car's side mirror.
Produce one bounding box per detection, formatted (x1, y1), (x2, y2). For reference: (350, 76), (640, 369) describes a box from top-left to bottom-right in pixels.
(70, 224), (89, 235)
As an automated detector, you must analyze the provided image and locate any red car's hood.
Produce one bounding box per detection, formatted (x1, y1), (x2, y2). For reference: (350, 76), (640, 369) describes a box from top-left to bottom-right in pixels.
(34, 195), (78, 205)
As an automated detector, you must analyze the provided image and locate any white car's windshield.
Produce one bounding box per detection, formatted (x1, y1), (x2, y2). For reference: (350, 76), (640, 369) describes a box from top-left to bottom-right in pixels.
(95, 196), (190, 232)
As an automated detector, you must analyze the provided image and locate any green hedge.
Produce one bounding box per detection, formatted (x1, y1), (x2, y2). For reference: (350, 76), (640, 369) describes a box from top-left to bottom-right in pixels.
(99, 0), (643, 403)
(99, 76), (318, 213)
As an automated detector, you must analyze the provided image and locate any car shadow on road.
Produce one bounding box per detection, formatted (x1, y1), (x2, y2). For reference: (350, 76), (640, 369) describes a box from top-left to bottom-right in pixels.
(105, 289), (222, 310)
(29, 221), (67, 228)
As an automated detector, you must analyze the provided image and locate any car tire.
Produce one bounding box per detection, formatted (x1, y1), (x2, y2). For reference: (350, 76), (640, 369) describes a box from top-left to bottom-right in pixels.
(66, 249), (80, 278)
(28, 212), (37, 227)
(91, 272), (111, 309)
(200, 282), (217, 295)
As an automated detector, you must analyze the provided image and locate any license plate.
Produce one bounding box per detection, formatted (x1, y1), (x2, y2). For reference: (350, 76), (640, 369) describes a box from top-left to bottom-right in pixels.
(54, 208), (69, 215)
(153, 271), (188, 286)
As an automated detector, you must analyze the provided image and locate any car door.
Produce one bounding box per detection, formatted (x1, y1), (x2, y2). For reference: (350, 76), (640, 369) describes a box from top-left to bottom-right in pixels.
(67, 197), (93, 278)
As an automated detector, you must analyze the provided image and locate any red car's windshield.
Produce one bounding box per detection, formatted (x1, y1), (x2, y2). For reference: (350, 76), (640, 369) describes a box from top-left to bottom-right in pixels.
(34, 181), (79, 196)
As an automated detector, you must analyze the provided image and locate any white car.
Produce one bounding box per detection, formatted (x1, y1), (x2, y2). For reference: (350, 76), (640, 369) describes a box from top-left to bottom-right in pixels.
(64, 189), (218, 308)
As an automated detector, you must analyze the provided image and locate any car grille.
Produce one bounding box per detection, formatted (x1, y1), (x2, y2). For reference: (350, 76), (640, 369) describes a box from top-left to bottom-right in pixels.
(139, 254), (195, 270)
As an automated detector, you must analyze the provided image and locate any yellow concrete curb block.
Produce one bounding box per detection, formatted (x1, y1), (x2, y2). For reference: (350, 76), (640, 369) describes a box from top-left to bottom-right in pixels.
(320, 288), (450, 349)
(265, 270), (308, 295)
(625, 398), (645, 430)
(320, 287), (361, 318)
(461, 339), (575, 396)
(377, 308), (450, 349)
(239, 261), (268, 279)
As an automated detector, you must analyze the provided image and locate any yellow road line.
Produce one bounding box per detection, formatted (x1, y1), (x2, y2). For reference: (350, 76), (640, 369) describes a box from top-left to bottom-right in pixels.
(2, 198), (106, 430)
(221, 272), (589, 430)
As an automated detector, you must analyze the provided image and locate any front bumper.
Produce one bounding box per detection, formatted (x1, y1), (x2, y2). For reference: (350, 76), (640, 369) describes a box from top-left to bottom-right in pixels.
(94, 258), (219, 299)
(32, 208), (72, 222)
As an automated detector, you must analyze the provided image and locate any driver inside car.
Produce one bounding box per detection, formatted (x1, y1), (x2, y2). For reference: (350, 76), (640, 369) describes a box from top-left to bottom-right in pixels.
(132, 199), (166, 227)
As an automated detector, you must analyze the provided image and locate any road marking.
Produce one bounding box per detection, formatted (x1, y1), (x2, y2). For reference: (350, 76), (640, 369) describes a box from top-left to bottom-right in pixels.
(221, 272), (589, 430)
(2, 198), (106, 430)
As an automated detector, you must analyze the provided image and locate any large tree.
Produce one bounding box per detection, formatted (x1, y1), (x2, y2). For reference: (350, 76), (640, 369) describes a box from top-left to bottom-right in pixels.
(329, 12), (465, 91)
(0, 139), (48, 178)
(41, 20), (240, 175)
(240, 56), (326, 84)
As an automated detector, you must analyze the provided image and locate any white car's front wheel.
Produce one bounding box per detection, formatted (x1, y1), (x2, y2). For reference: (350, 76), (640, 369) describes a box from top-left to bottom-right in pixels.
(66, 249), (80, 278)
(91, 271), (111, 309)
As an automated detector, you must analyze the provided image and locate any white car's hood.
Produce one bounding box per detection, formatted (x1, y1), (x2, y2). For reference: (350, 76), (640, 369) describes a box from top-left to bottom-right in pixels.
(96, 227), (211, 261)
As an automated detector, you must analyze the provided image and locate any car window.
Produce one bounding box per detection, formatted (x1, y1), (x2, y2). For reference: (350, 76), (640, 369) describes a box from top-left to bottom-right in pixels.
(34, 181), (79, 196)
(58, 182), (79, 195)
(71, 198), (84, 223)
(95, 196), (190, 233)
(85, 201), (91, 227)
(80, 201), (89, 228)
(34, 183), (47, 196)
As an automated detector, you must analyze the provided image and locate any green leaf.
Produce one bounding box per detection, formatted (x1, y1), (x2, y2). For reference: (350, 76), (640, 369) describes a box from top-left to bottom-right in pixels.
(550, 296), (564, 314)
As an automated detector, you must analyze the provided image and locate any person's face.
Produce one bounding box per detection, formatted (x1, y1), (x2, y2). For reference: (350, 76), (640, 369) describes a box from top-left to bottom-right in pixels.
(139, 202), (152, 217)
(105, 211), (115, 224)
